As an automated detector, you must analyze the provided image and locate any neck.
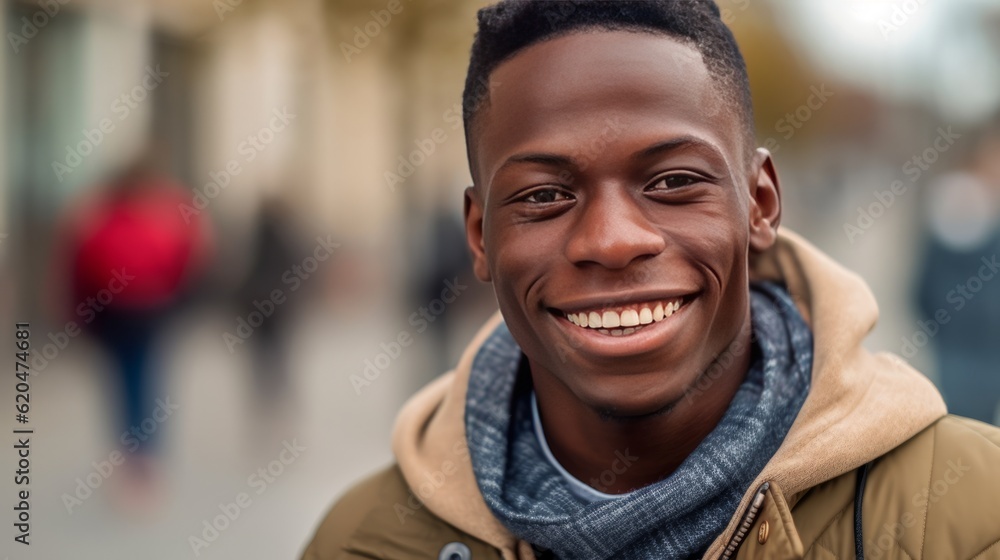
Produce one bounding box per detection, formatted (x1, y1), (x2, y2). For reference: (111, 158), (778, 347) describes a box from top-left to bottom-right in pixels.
(531, 320), (753, 494)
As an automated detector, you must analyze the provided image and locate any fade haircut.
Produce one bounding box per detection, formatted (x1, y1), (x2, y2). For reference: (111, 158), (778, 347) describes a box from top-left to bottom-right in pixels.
(461, 0), (756, 181)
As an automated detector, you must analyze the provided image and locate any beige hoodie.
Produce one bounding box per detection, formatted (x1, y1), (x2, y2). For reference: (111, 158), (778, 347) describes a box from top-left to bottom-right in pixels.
(391, 230), (947, 560)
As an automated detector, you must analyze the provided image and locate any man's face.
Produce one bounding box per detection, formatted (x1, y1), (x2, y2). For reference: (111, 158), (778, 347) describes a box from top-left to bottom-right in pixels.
(465, 31), (780, 417)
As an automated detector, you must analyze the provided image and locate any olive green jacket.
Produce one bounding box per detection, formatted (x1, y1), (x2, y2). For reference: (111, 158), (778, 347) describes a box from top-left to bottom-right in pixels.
(302, 231), (1000, 560)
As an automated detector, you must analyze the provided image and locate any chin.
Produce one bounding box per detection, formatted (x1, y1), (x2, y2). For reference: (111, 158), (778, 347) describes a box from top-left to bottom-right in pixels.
(571, 370), (695, 421)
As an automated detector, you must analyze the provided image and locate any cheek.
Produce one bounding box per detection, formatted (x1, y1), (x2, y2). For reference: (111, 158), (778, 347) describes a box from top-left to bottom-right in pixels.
(487, 215), (564, 272)
(485, 236), (554, 360)
(485, 225), (544, 311)
(662, 200), (749, 280)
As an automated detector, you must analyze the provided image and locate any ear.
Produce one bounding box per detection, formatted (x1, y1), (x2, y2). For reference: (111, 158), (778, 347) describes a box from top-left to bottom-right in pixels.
(748, 147), (782, 253)
(464, 186), (492, 282)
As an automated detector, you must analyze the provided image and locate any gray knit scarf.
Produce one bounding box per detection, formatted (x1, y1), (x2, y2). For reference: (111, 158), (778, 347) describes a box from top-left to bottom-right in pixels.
(465, 282), (813, 560)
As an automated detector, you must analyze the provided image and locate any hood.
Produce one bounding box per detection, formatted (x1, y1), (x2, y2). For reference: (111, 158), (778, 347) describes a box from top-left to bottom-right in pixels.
(391, 230), (947, 560)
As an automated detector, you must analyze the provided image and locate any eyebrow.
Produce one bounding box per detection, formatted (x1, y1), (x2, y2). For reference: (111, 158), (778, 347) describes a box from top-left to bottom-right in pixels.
(492, 135), (728, 180)
(631, 135), (728, 165)
(496, 152), (575, 174)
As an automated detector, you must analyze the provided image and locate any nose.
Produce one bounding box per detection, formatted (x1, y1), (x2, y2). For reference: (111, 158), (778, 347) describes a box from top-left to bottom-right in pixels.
(564, 188), (666, 270)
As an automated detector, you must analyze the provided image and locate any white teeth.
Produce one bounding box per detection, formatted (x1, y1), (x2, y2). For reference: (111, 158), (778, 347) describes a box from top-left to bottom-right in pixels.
(620, 309), (639, 327)
(602, 311), (620, 328)
(639, 307), (653, 325)
(589, 311), (602, 328)
(566, 299), (685, 334)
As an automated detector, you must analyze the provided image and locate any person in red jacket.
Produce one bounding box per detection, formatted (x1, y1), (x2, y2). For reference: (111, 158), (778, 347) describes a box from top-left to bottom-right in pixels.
(58, 160), (212, 508)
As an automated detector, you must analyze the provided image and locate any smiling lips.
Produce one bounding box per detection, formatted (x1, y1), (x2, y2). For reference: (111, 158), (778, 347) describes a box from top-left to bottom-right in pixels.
(563, 298), (685, 337)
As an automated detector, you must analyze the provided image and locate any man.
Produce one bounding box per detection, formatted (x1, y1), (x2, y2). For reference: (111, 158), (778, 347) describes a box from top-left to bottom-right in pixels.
(303, 1), (1000, 558)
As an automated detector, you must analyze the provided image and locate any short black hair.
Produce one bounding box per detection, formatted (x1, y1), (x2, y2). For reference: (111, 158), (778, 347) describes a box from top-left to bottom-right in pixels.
(461, 0), (755, 180)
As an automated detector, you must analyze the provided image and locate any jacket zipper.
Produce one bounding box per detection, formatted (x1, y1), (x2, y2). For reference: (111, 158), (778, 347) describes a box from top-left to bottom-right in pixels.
(720, 481), (769, 559)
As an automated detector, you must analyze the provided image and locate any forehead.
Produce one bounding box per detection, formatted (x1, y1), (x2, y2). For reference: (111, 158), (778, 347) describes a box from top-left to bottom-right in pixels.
(475, 30), (743, 185)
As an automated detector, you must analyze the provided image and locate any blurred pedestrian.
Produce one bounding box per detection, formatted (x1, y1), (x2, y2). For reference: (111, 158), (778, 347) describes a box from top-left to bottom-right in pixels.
(57, 157), (212, 510)
(234, 197), (301, 414)
(917, 127), (1000, 424)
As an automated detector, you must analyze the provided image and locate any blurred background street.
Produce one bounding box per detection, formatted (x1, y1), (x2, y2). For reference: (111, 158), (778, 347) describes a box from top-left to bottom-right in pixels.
(1, 0), (1000, 558)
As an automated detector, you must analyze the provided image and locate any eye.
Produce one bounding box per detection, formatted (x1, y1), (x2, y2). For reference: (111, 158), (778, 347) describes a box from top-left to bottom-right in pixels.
(522, 188), (573, 204)
(646, 174), (701, 191)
